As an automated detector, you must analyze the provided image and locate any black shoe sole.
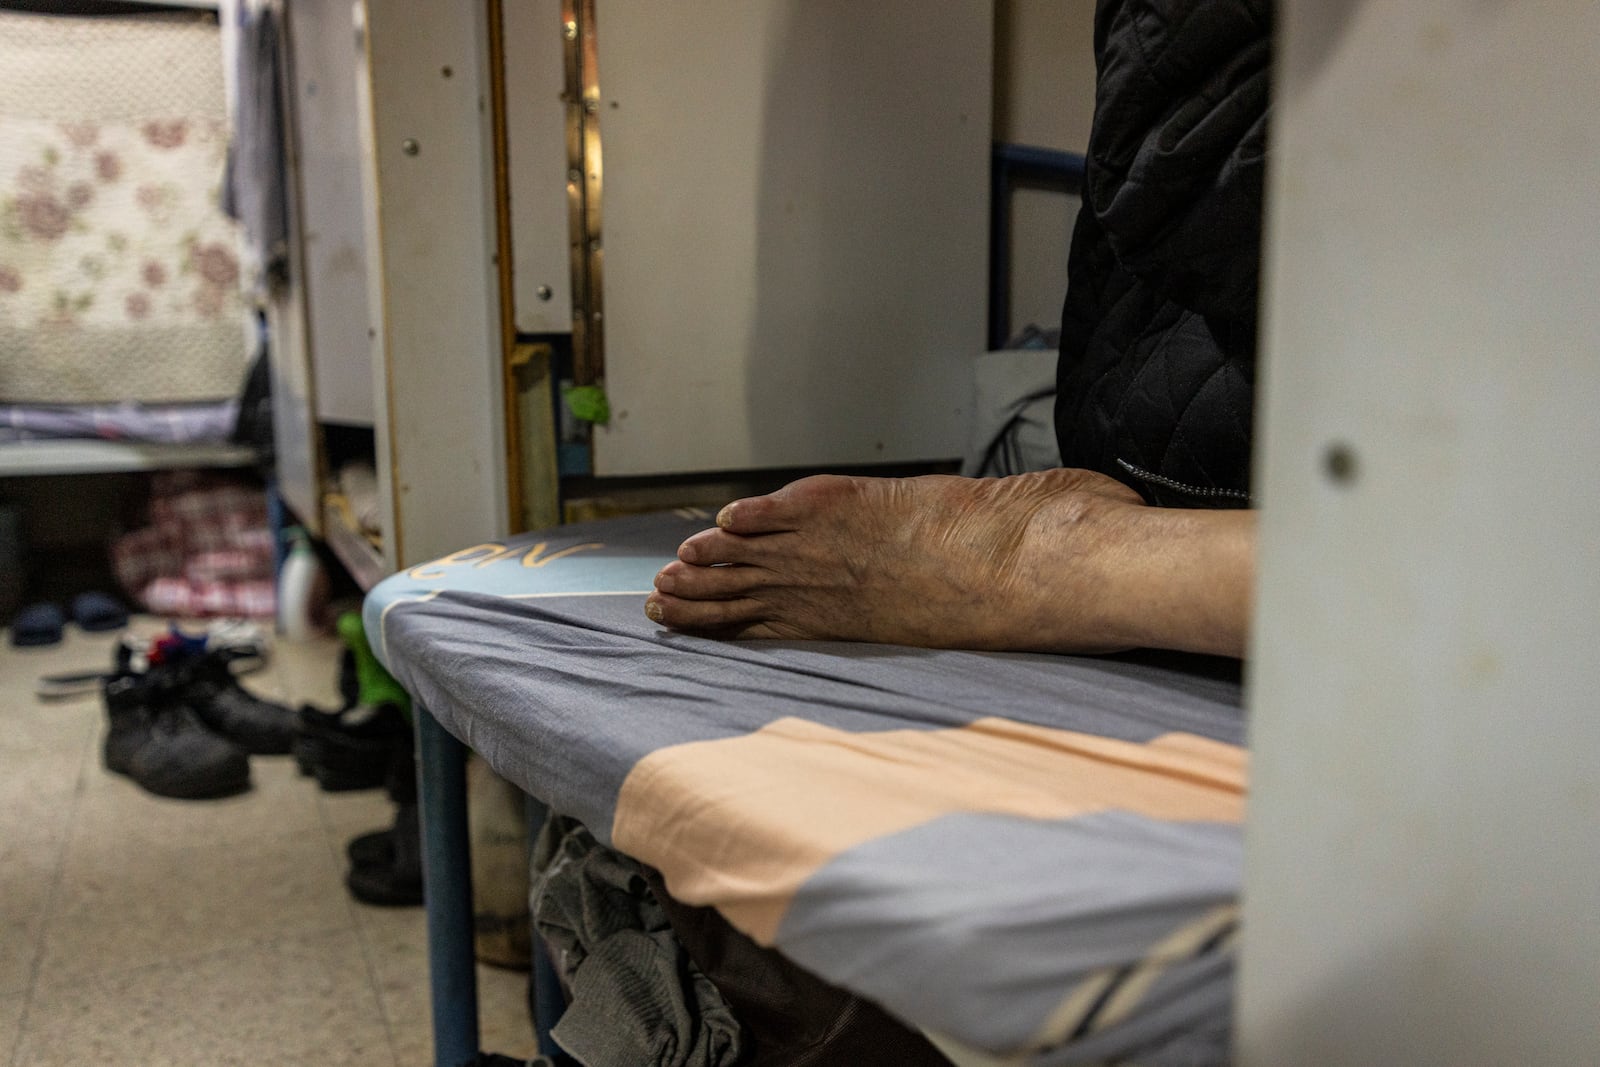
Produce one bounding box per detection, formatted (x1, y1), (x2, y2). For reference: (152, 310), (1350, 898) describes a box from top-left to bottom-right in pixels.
(346, 863), (423, 907)
(347, 828), (394, 867)
(217, 733), (295, 757)
(104, 759), (251, 800)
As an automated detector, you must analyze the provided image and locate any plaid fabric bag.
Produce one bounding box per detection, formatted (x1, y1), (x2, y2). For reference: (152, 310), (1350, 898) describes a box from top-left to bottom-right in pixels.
(114, 475), (277, 618)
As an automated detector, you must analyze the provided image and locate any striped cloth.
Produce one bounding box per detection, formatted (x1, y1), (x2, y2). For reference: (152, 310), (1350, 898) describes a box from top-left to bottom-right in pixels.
(367, 511), (1245, 1065)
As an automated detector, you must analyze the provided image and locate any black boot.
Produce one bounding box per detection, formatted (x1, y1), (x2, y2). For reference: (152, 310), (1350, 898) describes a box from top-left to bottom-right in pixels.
(180, 651), (297, 755)
(345, 723), (422, 905)
(102, 672), (250, 800)
(346, 801), (423, 906)
(295, 701), (409, 791)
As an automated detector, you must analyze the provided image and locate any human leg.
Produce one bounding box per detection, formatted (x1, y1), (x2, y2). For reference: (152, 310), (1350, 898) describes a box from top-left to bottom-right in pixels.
(646, 468), (1253, 656)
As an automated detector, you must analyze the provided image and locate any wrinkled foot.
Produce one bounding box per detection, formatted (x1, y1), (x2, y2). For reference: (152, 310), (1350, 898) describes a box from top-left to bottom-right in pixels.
(645, 468), (1152, 652)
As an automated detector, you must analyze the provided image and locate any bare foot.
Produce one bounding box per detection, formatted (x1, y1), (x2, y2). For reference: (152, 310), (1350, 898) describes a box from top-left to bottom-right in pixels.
(645, 468), (1190, 653)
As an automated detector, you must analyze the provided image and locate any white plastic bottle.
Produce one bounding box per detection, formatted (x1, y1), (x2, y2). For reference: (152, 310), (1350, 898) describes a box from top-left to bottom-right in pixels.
(276, 527), (321, 641)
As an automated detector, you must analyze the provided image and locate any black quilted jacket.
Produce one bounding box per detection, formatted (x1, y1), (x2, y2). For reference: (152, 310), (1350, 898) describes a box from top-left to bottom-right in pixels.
(1055, 0), (1272, 508)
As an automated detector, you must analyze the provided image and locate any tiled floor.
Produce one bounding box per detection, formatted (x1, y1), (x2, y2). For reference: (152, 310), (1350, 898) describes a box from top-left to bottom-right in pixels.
(0, 622), (538, 1067)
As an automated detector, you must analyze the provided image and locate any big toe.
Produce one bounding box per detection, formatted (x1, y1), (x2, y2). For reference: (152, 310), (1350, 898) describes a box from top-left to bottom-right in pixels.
(717, 474), (857, 534)
(715, 494), (788, 534)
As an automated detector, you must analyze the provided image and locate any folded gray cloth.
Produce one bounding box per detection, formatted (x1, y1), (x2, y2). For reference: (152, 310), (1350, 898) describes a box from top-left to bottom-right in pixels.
(532, 817), (744, 1067)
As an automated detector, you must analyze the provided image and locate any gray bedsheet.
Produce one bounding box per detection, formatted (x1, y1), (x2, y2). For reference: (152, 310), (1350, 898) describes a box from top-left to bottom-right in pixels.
(367, 510), (1246, 1065)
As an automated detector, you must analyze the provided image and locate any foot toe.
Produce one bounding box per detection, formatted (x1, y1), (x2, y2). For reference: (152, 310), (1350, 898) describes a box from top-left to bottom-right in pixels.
(716, 473), (866, 534)
(715, 496), (783, 534)
(655, 560), (769, 599)
(678, 528), (769, 565)
(645, 592), (766, 632)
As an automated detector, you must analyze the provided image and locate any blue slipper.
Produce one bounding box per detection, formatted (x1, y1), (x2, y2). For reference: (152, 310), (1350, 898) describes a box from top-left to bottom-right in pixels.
(10, 602), (64, 647)
(71, 591), (128, 633)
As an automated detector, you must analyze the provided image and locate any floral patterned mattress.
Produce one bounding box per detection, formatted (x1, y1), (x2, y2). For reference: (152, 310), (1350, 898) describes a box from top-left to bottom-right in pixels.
(0, 9), (248, 404)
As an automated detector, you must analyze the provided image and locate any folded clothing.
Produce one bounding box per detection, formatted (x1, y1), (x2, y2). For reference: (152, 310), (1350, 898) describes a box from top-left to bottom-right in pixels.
(532, 816), (744, 1067)
(0, 401), (239, 444)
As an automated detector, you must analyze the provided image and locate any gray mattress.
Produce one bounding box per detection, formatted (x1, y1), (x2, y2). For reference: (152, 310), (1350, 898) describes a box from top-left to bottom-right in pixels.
(366, 509), (1247, 1065)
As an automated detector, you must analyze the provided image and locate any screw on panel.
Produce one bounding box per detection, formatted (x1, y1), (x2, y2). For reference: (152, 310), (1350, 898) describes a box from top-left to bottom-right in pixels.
(1323, 442), (1359, 486)
(563, 20), (577, 39)
(401, 138), (420, 156)
(568, 168), (582, 183)
(536, 285), (553, 301)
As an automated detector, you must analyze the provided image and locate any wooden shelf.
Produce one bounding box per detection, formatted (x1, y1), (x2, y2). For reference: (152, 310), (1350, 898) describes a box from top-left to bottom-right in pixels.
(321, 497), (388, 592)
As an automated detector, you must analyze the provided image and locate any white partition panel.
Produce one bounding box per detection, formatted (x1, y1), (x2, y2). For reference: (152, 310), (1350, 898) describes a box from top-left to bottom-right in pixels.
(1240, 2), (1600, 1064)
(356, 0), (507, 568)
(592, 1), (992, 476)
(292, 0), (377, 427)
(503, 0), (572, 336)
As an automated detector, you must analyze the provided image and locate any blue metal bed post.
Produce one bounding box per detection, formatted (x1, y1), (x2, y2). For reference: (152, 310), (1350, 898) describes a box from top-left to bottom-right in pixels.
(414, 703), (480, 1067)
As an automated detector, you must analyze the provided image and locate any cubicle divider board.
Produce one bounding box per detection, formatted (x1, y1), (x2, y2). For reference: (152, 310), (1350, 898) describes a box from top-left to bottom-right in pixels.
(1242, 1), (1600, 1063)
(590, 2), (993, 476)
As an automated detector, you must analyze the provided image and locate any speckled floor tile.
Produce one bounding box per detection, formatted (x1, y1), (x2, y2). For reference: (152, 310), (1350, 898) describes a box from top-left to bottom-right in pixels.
(68, 754), (322, 857)
(0, 648), (103, 800)
(351, 902), (430, 985)
(318, 784), (397, 848)
(0, 646), (95, 998)
(357, 904), (537, 1062)
(12, 929), (395, 1067)
(1, 628), (122, 695)
(34, 832), (352, 988)
(0, 991), (25, 1064)
(0, 698), (99, 769)
(385, 960), (538, 1066)
(0, 816), (65, 998)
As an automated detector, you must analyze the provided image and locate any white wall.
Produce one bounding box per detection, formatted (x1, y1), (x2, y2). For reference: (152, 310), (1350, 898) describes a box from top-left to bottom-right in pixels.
(992, 0), (1095, 151)
(1241, 1), (1600, 1063)
(991, 0), (1095, 336)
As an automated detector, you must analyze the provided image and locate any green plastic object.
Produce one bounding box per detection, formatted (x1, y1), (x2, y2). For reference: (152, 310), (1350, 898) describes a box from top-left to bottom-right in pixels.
(562, 384), (611, 426)
(336, 611), (412, 719)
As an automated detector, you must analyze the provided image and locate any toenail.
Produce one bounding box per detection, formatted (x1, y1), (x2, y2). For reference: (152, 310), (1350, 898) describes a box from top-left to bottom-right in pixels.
(716, 503), (736, 528)
(644, 600), (664, 622)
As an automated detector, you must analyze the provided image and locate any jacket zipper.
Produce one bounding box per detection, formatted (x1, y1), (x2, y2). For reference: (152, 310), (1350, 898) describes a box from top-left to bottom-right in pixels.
(1116, 458), (1252, 503)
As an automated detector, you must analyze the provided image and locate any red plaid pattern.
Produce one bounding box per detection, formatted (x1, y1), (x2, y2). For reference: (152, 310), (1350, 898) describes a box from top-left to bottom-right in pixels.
(186, 549), (272, 582)
(141, 576), (197, 617)
(111, 526), (183, 592)
(114, 476), (278, 619)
